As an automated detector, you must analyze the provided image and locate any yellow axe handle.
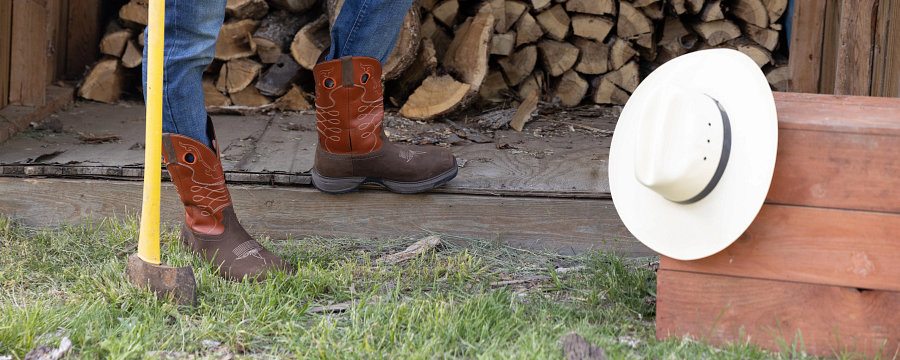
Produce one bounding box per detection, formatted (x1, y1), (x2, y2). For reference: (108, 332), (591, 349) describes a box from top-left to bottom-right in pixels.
(137, 0), (165, 265)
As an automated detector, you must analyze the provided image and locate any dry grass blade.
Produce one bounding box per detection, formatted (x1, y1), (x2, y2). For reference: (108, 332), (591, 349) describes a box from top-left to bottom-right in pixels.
(377, 235), (442, 265)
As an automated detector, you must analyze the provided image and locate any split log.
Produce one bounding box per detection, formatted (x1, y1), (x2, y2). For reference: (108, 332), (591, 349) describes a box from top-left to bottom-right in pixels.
(421, 14), (452, 59)
(121, 40), (143, 69)
(657, 17), (696, 63)
(78, 58), (125, 103)
(515, 12), (544, 47)
(226, 0), (269, 19)
(604, 60), (639, 93)
(489, 0), (506, 33)
(742, 23), (779, 51)
(229, 86), (270, 107)
(531, 0), (552, 12)
(204, 78), (232, 107)
(138, 27), (145, 47)
(762, 0), (788, 22)
(252, 10), (315, 64)
(765, 65), (788, 91)
(490, 32), (516, 56)
(700, 0), (725, 22)
(554, 70), (588, 106)
(118, 0), (148, 28)
(99, 23), (133, 57)
(215, 19), (260, 60)
(573, 38), (609, 75)
(670, 0), (703, 15)
(510, 89), (539, 131)
(442, 6), (494, 97)
(535, 5), (570, 41)
(732, 0), (769, 28)
(504, 1), (528, 33)
(640, 3), (665, 20)
(479, 69), (509, 103)
(432, 0), (459, 28)
(290, 16), (330, 70)
(268, 0), (317, 13)
(399, 75), (470, 119)
(727, 38), (773, 67)
(693, 20), (741, 46)
(565, 0), (615, 16)
(617, 2), (654, 51)
(518, 69), (545, 98)
(537, 39), (579, 77)
(592, 77), (629, 105)
(256, 54), (303, 97)
(276, 84), (313, 110)
(609, 38), (638, 70)
(383, 6), (421, 81)
(217, 58), (263, 94)
(498, 45), (537, 86)
(571, 15), (614, 42)
(388, 38), (437, 106)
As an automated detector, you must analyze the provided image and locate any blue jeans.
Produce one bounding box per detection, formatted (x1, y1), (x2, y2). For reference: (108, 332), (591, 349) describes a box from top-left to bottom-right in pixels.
(143, 0), (414, 148)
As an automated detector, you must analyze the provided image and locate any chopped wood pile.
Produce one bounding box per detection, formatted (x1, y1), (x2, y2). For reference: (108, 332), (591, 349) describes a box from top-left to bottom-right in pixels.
(78, 0), (789, 120)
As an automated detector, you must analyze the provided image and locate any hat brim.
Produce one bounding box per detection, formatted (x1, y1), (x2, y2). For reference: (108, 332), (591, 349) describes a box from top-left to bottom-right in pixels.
(609, 49), (778, 260)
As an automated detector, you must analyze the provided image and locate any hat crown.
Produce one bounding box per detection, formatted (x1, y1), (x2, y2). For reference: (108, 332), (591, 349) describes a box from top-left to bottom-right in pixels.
(633, 89), (726, 203)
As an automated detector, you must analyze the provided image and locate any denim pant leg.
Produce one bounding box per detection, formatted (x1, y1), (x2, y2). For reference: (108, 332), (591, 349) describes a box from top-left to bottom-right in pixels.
(325, 0), (416, 64)
(143, 0), (226, 149)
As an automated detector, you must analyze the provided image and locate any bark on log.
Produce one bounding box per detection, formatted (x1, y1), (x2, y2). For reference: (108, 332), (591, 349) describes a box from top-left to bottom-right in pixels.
(226, 0), (269, 19)
(252, 10), (315, 64)
(269, 0), (317, 13)
(256, 54), (303, 97)
(383, 6), (422, 81)
(442, 6), (494, 94)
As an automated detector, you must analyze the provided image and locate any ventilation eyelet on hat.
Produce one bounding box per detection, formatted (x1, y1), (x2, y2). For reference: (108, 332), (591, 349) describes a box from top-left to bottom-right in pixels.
(323, 77), (336, 89)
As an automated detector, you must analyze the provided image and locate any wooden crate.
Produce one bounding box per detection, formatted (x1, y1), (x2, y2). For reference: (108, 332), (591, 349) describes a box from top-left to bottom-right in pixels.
(789, 0), (900, 97)
(656, 92), (900, 357)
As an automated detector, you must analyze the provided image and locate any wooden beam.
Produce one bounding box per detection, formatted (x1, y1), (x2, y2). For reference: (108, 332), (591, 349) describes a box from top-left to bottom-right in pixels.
(0, 0), (12, 108)
(65, 0), (102, 78)
(833, 0), (878, 95)
(871, 0), (900, 97)
(0, 85), (73, 143)
(656, 270), (900, 358)
(0, 177), (648, 256)
(660, 204), (900, 291)
(817, 0), (841, 94)
(787, 1), (827, 93)
(768, 92), (900, 213)
(9, 0), (48, 106)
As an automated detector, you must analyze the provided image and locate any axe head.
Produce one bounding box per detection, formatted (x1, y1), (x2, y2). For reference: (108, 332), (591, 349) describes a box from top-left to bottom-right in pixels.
(126, 253), (197, 306)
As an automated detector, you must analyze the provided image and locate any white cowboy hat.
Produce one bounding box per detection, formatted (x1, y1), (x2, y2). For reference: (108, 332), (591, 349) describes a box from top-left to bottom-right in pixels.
(609, 49), (778, 260)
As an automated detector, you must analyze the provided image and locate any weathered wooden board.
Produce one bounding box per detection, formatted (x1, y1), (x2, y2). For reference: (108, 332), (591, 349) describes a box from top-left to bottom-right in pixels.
(65, 0), (102, 78)
(787, 1), (827, 93)
(834, 0), (878, 96)
(0, 85), (74, 144)
(871, 0), (900, 97)
(234, 112), (317, 174)
(660, 204), (900, 291)
(657, 270), (900, 358)
(9, 0), (48, 106)
(0, 0), (11, 109)
(768, 93), (900, 213)
(0, 177), (645, 256)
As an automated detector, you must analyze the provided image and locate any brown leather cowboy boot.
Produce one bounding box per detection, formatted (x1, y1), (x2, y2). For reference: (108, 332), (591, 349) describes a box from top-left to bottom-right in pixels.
(162, 120), (293, 281)
(311, 56), (458, 194)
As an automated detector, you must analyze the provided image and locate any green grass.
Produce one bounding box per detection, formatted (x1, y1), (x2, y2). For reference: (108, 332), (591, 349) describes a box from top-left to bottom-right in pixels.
(0, 215), (855, 359)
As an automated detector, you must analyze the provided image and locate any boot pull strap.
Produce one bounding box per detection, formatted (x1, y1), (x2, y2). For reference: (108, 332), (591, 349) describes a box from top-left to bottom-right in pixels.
(162, 135), (178, 166)
(341, 56), (353, 87)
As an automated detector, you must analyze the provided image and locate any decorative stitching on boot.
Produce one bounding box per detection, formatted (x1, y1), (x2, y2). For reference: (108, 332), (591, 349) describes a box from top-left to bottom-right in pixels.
(233, 240), (265, 261)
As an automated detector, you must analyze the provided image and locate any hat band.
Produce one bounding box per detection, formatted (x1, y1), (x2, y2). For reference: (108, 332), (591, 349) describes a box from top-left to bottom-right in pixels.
(675, 96), (732, 204)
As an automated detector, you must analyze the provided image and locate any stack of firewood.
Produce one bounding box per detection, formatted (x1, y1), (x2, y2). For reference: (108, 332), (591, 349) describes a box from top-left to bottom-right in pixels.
(78, 0), (789, 120)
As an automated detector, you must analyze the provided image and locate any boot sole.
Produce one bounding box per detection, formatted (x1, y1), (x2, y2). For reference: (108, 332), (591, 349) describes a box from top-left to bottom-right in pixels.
(311, 159), (459, 194)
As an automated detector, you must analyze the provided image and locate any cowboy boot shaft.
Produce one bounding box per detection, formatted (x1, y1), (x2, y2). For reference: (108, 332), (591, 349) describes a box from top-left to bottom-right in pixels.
(314, 56), (384, 155)
(162, 133), (232, 235)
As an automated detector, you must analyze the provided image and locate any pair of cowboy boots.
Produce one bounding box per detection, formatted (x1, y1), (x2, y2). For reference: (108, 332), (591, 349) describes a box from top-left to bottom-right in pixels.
(163, 57), (457, 281)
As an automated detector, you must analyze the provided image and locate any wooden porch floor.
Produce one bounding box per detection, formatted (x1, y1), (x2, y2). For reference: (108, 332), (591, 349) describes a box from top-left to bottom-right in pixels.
(0, 101), (646, 256)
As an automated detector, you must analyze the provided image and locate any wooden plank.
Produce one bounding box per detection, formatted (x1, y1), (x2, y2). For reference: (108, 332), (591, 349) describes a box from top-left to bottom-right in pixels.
(787, 1), (827, 93)
(0, 0), (12, 108)
(235, 113), (317, 174)
(9, 0), (48, 105)
(64, 0), (101, 78)
(660, 204), (900, 291)
(767, 93), (900, 213)
(833, 0), (878, 95)
(0, 85), (73, 144)
(0, 177), (646, 256)
(817, 0), (841, 93)
(872, 0), (900, 97)
(656, 270), (900, 358)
